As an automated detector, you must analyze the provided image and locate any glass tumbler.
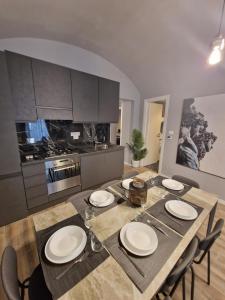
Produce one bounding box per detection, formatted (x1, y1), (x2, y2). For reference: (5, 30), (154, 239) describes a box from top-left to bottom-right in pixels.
(84, 206), (94, 229)
(90, 231), (103, 252)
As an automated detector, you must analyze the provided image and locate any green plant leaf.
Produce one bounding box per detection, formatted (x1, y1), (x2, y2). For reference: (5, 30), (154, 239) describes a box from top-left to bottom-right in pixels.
(127, 129), (148, 161)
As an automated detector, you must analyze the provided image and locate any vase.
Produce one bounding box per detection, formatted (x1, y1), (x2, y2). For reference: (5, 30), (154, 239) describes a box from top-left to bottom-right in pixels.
(132, 160), (140, 168)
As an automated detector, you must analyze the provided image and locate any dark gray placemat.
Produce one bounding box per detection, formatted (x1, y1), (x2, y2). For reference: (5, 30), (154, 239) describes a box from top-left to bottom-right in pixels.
(72, 190), (125, 219)
(36, 215), (109, 299)
(104, 213), (181, 293)
(147, 193), (203, 236)
(146, 175), (192, 196)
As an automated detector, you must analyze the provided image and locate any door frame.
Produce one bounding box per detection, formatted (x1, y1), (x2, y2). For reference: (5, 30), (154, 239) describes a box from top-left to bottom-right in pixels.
(142, 95), (170, 173)
(120, 98), (134, 165)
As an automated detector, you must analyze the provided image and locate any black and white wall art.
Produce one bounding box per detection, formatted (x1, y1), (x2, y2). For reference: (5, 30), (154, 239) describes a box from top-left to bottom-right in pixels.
(176, 94), (225, 178)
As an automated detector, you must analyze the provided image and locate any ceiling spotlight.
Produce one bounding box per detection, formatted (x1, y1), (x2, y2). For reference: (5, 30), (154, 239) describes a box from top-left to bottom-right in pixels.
(208, 0), (225, 65)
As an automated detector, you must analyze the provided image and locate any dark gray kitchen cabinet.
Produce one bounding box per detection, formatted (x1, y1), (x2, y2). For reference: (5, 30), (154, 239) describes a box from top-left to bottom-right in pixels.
(0, 52), (21, 175)
(71, 70), (99, 122)
(81, 148), (124, 189)
(6, 51), (37, 121)
(36, 107), (73, 120)
(0, 175), (27, 226)
(22, 162), (48, 209)
(103, 149), (124, 181)
(32, 59), (72, 109)
(98, 78), (120, 123)
(81, 152), (107, 189)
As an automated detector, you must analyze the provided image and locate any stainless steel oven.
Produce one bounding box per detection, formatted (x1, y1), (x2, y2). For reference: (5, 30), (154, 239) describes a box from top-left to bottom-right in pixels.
(45, 156), (81, 195)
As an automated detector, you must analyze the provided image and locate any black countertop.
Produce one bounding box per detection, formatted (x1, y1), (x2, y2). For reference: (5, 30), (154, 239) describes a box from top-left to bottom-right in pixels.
(21, 145), (124, 166)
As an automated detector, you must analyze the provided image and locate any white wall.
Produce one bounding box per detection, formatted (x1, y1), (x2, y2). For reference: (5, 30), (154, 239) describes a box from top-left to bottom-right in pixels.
(0, 38), (141, 131)
(142, 77), (225, 200)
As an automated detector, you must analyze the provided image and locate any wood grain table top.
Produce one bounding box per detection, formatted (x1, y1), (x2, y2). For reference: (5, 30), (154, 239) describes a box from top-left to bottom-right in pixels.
(32, 171), (218, 300)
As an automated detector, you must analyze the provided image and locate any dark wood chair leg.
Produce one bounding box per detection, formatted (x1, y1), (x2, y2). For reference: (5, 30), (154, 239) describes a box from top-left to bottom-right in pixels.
(207, 250), (211, 285)
(156, 294), (160, 300)
(190, 266), (195, 300)
(182, 274), (186, 300)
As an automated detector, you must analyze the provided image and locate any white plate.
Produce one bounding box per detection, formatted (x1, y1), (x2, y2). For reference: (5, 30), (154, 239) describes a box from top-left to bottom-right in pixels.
(162, 179), (184, 191)
(126, 222), (155, 251)
(89, 190), (115, 207)
(45, 226), (87, 264)
(165, 200), (198, 220)
(120, 222), (158, 256)
(122, 178), (133, 190)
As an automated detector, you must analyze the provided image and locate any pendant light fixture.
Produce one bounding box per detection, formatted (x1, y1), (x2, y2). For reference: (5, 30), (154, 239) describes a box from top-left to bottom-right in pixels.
(208, 0), (225, 65)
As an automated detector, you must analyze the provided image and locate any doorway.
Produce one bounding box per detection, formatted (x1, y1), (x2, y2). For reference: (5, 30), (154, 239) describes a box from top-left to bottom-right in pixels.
(142, 95), (170, 173)
(110, 99), (134, 165)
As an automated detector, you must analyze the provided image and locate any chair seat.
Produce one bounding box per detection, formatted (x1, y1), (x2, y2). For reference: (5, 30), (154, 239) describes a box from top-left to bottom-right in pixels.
(28, 264), (52, 300)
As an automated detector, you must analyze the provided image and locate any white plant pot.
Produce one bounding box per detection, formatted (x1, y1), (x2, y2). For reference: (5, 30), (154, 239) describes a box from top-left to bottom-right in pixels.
(132, 160), (140, 168)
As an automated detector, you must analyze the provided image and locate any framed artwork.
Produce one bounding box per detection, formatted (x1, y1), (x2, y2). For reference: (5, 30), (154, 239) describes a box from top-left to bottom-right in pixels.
(176, 93), (225, 178)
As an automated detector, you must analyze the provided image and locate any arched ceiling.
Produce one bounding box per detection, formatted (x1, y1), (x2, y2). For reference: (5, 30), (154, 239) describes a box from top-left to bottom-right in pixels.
(0, 0), (225, 97)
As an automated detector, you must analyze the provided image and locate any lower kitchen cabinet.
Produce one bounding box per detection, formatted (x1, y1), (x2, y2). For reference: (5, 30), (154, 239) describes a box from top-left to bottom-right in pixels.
(80, 148), (124, 189)
(0, 174), (27, 226)
(22, 162), (49, 209)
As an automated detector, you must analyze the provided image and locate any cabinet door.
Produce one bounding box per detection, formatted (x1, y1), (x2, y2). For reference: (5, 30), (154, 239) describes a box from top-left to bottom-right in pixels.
(71, 70), (98, 122)
(0, 175), (27, 226)
(98, 78), (120, 122)
(36, 107), (73, 120)
(81, 153), (106, 189)
(104, 150), (124, 181)
(32, 59), (72, 109)
(0, 52), (21, 175)
(6, 51), (37, 121)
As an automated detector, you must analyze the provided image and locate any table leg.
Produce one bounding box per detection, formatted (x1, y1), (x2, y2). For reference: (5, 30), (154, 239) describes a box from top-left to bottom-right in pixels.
(207, 202), (217, 235)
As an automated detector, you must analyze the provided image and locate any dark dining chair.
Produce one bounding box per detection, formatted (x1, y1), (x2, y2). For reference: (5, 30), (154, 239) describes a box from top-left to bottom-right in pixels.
(156, 237), (198, 300)
(1, 246), (52, 300)
(100, 179), (121, 189)
(122, 170), (139, 179)
(194, 218), (224, 285)
(68, 189), (94, 206)
(172, 175), (200, 189)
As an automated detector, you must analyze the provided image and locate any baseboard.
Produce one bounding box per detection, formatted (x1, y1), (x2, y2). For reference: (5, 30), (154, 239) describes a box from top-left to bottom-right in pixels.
(124, 162), (131, 166)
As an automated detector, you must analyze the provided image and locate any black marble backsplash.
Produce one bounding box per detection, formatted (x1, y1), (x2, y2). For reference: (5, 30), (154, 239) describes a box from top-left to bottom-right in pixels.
(16, 120), (110, 146)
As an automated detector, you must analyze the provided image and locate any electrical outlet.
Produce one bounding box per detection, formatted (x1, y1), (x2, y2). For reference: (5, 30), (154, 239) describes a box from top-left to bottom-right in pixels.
(71, 132), (80, 140)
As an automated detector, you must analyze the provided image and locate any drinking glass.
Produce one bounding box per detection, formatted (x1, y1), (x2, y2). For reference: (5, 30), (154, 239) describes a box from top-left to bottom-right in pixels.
(90, 231), (103, 252)
(84, 206), (94, 229)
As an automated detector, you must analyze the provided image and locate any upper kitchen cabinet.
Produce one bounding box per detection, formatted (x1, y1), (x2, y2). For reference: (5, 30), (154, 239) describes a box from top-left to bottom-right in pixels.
(32, 59), (72, 109)
(98, 78), (120, 123)
(71, 70), (98, 122)
(0, 52), (21, 175)
(6, 51), (37, 122)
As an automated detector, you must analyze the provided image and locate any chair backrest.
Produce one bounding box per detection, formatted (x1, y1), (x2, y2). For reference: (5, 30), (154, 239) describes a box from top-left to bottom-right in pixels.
(100, 179), (121, 190)
(1, 246), (21, 300)
(199, 218), (224, 251)
(122, 170), (139, 180)
(172, 175), (200, 189)
(166, 237), (198, 286)
(68, 190), (94, 205)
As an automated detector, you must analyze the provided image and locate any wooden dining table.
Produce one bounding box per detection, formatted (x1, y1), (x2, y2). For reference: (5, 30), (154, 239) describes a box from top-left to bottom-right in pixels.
(32, 170), (218, 300)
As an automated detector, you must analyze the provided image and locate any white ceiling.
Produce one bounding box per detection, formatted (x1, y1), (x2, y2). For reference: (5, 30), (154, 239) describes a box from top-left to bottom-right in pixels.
(0, 0), (225, 97)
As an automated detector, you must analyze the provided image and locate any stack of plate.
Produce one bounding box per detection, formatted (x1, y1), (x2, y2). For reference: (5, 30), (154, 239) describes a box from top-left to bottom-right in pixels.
(121, 178), (133, 190)
(89, 190), (115, 207)
(165, 200), (198, 220)
(45, 225), (87, 264)
(120, 222), (158, 256)
(162, 179), (184, 191)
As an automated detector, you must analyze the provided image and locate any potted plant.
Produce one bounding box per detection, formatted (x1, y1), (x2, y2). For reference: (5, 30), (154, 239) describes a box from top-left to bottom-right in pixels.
(127, 129), (148, 167)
